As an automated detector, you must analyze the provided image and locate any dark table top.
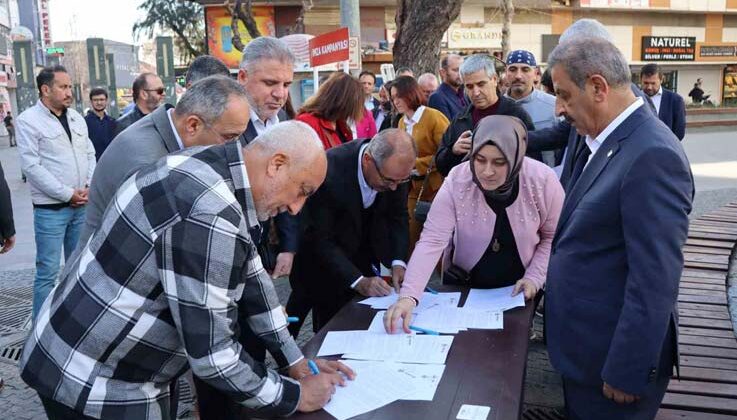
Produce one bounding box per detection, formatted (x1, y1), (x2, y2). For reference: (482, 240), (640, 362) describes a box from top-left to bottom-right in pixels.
(290, 286), (536, 420)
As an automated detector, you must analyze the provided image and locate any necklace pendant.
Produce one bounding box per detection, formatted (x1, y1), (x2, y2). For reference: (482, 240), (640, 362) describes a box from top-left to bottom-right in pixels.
(492, 239), (501, 253)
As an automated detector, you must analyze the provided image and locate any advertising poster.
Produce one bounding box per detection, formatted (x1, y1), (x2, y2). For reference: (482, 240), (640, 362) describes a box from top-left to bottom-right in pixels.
(205, 6), (275, 69)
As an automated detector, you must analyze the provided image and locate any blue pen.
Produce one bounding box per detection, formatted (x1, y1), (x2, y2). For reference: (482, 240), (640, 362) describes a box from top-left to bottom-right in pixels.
(307, 359), (320, 375)
(371, 264), (381, 277)
(409, 325), (439, 335)
(425, 287), (439, 295)
(286, 316), (300, 323)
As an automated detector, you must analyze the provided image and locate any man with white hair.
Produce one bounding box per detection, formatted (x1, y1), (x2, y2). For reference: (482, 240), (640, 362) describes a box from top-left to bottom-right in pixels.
(20, 121), (355, 419)
(435, 54), (537, 177)
(417, 73), (439, 98)
(545, 37), (693, 419)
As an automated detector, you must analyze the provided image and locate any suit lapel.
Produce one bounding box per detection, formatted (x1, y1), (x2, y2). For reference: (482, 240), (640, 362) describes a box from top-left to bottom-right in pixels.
(555, 106), (650, 235)
(150, 105), (180, 153)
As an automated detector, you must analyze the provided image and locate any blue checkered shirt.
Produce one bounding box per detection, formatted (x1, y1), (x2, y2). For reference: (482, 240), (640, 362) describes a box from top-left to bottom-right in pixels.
(20, 141), (303, 419)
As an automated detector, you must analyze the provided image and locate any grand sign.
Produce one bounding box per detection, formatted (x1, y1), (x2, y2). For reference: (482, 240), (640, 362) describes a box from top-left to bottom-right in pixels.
(641, 36), (695, 61)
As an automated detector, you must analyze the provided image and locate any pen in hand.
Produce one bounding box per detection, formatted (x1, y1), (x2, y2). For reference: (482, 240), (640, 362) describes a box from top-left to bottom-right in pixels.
(308, 359), (320, 375)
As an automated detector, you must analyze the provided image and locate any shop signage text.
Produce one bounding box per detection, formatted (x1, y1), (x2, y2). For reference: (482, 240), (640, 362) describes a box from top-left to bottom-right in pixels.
(642, 36), (695, 61)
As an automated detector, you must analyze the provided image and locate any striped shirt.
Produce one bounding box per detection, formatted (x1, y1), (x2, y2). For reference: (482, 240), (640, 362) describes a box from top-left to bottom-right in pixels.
(20, 140), (303, 419)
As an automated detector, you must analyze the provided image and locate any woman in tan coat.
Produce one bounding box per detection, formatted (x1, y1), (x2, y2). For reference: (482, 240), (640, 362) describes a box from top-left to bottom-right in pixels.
(392, 76), (450, 253)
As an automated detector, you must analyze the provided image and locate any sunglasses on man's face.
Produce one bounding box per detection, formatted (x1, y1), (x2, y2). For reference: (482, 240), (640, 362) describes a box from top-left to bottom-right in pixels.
(144, 87), (165, 95)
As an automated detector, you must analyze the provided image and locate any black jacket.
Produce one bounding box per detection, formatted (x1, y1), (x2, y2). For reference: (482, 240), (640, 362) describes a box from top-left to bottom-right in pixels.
(114, 105), (147, 137)
(436, 96), (537, 177)
(292, 139), (409, 304)
(0, 162), (14, 240)
(237, 112), (299, 269)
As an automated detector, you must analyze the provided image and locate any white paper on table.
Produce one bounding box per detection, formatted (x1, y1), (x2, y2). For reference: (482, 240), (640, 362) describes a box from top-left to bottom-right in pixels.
(367, 311), (417, 334)
(463, 286), (525, 312)
(322, 360), (416, 420)
(317, 331), (373, 356)
(456, 404), (491, 420)
(368, 308), (502, 335)
(359, 291), (462, 312)
(357, 289), (399, 308)
(343, 360), (446, 401)
(342, 334), (454, 364)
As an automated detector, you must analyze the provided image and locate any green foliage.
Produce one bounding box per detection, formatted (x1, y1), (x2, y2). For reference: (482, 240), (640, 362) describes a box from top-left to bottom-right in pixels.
(133, 0), (206, 62)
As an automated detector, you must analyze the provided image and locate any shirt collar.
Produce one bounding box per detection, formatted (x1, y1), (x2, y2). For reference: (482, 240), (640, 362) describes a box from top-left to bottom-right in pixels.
(357, 143), (378, 208)
(166, 108), (185, 150)
(404, 105), (426, 126)
(585, 96), (644, 155)
(226, 140), (260, 231)
(250, 109), (279, 133)
(655, 86), (663, 97)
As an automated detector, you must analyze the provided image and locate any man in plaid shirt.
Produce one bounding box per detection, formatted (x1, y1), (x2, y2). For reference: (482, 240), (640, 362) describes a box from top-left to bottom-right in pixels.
(20, 121), (352, 419)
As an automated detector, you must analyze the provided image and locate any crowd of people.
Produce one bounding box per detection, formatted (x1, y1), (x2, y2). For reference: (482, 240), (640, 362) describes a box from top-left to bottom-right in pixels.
(0, 17), (695, 420)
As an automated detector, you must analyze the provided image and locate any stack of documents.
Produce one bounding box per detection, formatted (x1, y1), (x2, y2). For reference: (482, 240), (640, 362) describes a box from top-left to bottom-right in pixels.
(339, 360), (446, 401)
(317, 330), (454, 364)
(369, 309), (503, 334)
(323, 360), (416, 420)
(358, 290), (461, 312)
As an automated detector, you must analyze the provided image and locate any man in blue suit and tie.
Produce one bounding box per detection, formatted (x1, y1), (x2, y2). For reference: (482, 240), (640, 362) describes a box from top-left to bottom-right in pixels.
(640, 63), (686, 140)
(545, 38), (693, 419)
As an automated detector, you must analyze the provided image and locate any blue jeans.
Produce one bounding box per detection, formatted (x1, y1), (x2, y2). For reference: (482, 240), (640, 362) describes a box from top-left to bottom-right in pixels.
(32, 206), (86, 319)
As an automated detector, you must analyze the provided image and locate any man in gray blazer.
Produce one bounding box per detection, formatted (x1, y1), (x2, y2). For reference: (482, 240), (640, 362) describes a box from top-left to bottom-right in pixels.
(79, 75), (251, 246)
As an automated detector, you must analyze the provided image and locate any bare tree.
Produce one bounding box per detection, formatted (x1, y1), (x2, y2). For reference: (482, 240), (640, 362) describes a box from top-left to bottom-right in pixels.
(289, 0), (314, 35)
(392, 0), (464, 75)
(500, 0), (514, 60)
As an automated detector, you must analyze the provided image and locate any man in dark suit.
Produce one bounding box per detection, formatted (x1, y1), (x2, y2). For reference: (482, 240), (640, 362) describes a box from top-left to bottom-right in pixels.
(640, 63), (686, 140)
(359, 70), (381, 120)
(236, 36), (300, 278)
(428, 54), (466, 121)
(545, 38), (693, 419)
(287, 129), (415, 334)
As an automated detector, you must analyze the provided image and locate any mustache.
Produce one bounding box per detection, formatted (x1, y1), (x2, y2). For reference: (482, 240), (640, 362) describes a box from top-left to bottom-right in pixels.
(561, 113), (575, 124)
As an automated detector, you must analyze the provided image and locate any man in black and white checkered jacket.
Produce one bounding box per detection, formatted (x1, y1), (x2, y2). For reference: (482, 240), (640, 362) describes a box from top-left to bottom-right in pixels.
(20, 121), (353, 419)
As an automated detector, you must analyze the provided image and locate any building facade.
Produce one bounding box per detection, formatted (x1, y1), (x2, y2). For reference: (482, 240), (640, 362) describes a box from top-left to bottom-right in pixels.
(192, 0), (737, 106)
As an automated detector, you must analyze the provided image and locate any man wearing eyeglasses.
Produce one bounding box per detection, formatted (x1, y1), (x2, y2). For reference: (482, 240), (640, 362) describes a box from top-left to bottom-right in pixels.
(114, 72), (165, 137)
(287, 129), (415, 335)
(77, 75), (250, 250)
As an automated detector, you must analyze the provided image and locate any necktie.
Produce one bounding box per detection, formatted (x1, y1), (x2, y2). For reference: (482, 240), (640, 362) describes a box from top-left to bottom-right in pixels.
(567, 140), (592, 192)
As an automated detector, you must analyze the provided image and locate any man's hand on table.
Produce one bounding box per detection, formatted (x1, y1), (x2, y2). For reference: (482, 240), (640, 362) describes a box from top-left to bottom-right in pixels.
(293, 359), (357, 412)
(355, 276), (393, 297)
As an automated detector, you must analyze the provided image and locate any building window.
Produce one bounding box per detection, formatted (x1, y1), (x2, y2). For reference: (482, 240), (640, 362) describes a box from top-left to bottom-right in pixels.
(632, 70), (678, 91)
(723, 66), (737, 108)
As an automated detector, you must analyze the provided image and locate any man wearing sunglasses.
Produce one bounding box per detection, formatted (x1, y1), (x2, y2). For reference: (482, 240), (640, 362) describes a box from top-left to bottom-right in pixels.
(287, 129), (416, 334)
(114, 72), (165, 137)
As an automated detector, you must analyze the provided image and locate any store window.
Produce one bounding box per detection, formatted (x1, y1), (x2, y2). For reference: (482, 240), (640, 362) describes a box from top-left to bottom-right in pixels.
(722, 65), (737, 108)
(632, 70), (678, 91)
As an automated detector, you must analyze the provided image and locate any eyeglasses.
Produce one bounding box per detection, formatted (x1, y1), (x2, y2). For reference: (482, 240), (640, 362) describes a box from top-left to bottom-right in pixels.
(198, 116), (240, 143)
(144, 87), (165, 95)
(369, 154), (411, 185)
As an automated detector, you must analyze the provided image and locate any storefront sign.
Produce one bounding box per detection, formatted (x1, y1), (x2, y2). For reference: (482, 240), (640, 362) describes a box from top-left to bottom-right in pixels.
(699, 45), (737, 58)
(205, 6), (275, 69)
(641, 36), (695, 61)
(448, 25), (502, 49)
(309, 28), (350, 68)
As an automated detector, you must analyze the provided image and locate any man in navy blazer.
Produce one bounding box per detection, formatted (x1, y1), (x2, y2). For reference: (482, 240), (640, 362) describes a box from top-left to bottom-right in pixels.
(428, 54), (466, 121)
(545, 38), (693, 419)
(641, 63), (686, 140)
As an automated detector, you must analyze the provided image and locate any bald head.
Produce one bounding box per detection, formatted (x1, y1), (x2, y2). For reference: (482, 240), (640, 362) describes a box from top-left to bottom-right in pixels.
(417, 73), (439, 98)
(244, 121), (327, 221)
(363, 129), (416, 192)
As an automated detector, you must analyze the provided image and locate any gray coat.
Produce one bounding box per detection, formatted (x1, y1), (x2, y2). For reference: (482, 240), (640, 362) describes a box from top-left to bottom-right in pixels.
(79, 104), (179, 245)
